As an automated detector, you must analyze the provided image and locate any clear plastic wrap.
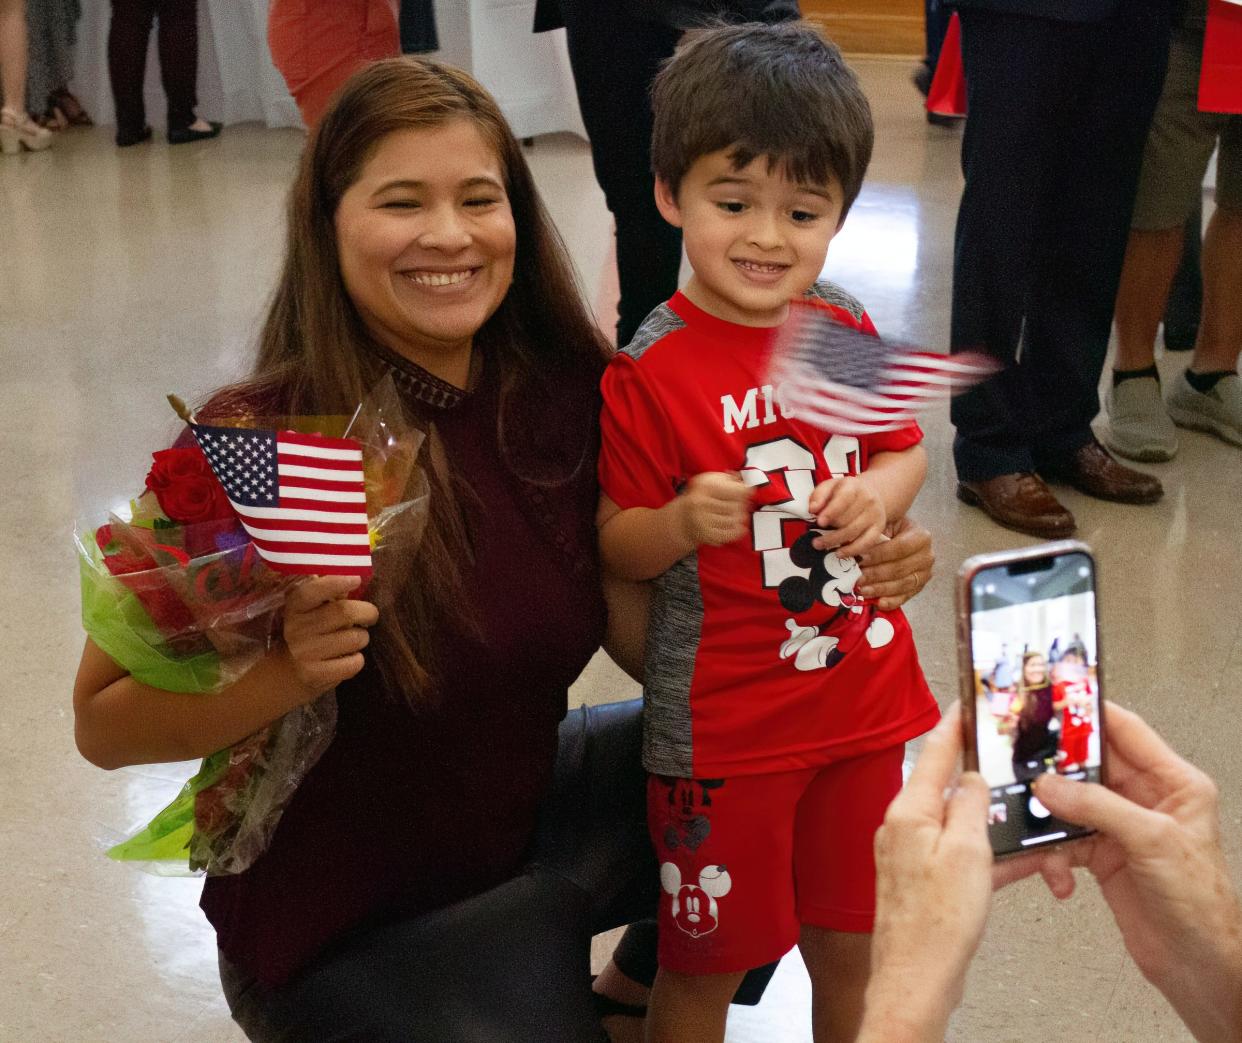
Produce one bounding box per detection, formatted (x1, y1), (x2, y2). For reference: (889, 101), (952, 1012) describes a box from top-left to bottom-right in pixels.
(83, 376), (427, 875)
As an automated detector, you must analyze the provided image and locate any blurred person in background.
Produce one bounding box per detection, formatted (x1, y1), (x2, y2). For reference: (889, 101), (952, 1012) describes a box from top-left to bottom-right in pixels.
(533, 0), (799, 348)
(1105, 0), (1242, 461)
(0, 0), (54, 153)
(948, 0), (1173, 538)
(27, 0), (90, 130)
(108, 0), (221, 147)
(267, 0), (401, 131)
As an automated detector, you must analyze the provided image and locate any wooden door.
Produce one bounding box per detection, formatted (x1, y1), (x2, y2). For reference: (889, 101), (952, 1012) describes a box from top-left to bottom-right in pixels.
(801, 0), (924, 56)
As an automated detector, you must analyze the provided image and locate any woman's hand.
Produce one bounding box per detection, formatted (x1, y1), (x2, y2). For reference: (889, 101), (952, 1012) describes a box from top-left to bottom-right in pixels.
(855, 515), (934, 610)
(860, 704), (993, 1043)
(282, 575), (380, 697)
(1012, 704), (1242, 1043)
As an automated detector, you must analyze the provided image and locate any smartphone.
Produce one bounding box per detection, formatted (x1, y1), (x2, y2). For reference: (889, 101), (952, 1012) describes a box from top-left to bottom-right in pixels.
(957, 541), (1106, 857)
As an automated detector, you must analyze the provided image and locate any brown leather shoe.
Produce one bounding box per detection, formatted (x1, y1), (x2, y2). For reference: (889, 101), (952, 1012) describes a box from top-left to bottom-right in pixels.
(1039, 440), (1163, 505)
(957, 473), (1076, 538)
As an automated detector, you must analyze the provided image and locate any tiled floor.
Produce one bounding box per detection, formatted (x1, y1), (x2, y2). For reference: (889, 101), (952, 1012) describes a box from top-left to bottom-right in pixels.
(1, 58), (1237, 1042)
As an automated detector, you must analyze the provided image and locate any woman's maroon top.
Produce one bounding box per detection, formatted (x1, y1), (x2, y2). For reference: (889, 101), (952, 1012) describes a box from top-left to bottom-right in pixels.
(201, 345), (607, 986)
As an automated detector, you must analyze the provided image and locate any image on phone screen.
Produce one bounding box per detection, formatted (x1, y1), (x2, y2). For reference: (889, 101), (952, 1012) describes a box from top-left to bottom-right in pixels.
(969, 549), (1101, 856)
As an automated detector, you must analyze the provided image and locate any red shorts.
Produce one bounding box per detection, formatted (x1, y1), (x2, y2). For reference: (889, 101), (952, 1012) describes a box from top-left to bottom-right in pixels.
(648, 744), (905, 975)
(1059, 726), (1092, 768)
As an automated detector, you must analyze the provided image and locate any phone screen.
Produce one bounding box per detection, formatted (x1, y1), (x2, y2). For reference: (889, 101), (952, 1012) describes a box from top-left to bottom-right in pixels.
(968, 549), (1101, 856)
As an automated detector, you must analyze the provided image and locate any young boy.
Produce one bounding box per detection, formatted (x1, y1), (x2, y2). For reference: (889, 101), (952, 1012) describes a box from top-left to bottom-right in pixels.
(595, 23), (939, 1043)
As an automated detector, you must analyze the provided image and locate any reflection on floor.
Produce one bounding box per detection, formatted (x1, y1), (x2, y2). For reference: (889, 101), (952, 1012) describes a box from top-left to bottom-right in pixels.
(1, 58), (1236, 1042)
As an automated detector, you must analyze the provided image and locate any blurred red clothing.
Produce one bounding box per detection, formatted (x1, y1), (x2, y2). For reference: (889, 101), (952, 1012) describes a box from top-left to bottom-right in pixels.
(1200, 0), (1242, 114)
(268, 0), (400, 130)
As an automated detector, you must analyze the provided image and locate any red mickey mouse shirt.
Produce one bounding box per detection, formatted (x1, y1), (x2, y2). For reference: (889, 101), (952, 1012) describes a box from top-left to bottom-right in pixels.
(600, 289), (938, 779)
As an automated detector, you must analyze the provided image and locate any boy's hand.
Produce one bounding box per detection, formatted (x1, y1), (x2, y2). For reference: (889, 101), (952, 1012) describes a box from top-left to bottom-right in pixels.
(676, 471), (751, 547)
(282, 575), (380, 697)
(809, 476), (886, 560)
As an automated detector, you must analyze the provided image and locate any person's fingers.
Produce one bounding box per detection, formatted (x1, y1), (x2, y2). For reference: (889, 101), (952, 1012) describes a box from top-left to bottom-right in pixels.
(1100, 702), (1199, 796)
(896, 705), (964, 820)
(808, 479), (837, 514)
(285, 574), (362, 613)
(298, 652), (366, 691)
(1032, 772), (1170, 857)
(943, 770), (990, 838)
(288, 598), (378, 639)
(813, 479), (852, 524)
(835, 524), (884, 562)
(992, 851), (1047, 890)
(856, 541), (934, 596)
(1039, 855), (1077, 900)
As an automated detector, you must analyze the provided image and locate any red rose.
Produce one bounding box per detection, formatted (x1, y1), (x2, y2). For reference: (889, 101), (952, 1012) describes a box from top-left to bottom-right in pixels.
(145, 446), (235, 525)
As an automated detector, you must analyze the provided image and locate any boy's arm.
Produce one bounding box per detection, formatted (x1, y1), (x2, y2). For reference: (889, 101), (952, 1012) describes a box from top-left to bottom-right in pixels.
(600, 572), (650, 683)
(859, 444), (928, 527)
(598, 472), (751, 582)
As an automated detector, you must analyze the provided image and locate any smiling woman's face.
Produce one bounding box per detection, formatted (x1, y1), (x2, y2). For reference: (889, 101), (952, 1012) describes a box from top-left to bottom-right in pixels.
(1024, 655), (1047, 685)
(334, 119), (517, 387)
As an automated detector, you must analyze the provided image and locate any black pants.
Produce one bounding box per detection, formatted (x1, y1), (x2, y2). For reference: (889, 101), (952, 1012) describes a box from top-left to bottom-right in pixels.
(220, 700), (775, 1042)
(558, 3), (684, 348)
(108, 0), (199, 135)
(949, 5), (1171, 481)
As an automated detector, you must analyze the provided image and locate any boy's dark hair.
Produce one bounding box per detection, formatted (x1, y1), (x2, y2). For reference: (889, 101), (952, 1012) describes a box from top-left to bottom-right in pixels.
(651, 21), (873, 218)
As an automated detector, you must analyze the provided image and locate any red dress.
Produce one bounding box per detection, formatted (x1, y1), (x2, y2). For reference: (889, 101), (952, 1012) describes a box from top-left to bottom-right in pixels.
(267, 0), (400, 130)
(1055, 677), (1095, 770)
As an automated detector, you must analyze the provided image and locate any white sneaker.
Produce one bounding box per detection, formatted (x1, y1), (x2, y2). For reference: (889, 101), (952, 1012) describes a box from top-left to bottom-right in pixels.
(1102, 376), (1178, 462)
(1166, 372), (1242, 448)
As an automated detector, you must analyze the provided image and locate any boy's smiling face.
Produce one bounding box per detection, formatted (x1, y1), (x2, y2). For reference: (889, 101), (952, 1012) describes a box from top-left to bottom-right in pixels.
(655, 147), (845, 327)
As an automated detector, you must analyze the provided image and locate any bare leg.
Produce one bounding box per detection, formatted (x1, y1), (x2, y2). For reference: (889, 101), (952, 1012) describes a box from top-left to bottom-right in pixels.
(594, 959), (650, 1043)
(799, 926), (872, 1043)
(1113, 225), (1185, 371)
(0, 0), (29, 114)
(1192, 204), (1242, 373)
(646, 968), (745, 1043)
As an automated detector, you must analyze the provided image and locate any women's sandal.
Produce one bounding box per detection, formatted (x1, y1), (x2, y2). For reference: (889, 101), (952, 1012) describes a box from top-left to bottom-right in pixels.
(0, 106), (54, 154)
(46, 88), (93, 128)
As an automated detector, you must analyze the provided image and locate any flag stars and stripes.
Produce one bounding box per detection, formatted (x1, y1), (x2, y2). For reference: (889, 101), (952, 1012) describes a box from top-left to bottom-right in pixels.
(188, 423), (372, 577)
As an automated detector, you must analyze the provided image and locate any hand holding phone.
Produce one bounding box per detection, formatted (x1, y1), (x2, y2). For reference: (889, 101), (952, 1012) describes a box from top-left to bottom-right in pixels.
(957, 541), (1106, 857)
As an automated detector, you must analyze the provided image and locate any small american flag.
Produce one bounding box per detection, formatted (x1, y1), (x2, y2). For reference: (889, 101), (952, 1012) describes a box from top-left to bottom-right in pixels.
(189, 424), (372, 577)
(771, 299), (998, 435)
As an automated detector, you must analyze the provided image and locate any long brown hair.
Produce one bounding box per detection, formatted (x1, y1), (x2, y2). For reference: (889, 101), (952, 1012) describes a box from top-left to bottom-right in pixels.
(208, 58), (610, 703)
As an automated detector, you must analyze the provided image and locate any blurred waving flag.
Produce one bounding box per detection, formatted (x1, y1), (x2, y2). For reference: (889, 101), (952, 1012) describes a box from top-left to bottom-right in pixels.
(189, 424), (372, 576)
(770, 299), (999, 435)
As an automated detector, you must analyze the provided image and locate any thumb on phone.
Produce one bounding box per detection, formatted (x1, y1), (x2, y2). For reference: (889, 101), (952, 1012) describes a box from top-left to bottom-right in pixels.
(1032, 772), (1164, 859)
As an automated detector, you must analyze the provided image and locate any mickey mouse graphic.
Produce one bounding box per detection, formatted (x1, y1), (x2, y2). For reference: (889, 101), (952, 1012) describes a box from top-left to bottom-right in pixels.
(658, 777), (725, 852)
(777, 529), (894, 671)
(661, 863), (732, 938)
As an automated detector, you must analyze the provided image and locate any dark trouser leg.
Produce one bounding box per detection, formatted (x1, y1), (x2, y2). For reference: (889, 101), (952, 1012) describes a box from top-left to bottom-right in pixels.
(155, 0), (198, 131)
(1164, 200), (1204, 349)
(951, 10), (1063, 480)
(1024, 4), (1169, 467)
(219, 701), (773, 1042)
(924, 0), (951, 72)
(108, 0), (156, 138)
(533, 701), (776, 1003)
(950, 7), (1170, 479)
(559, 2), (683, 346)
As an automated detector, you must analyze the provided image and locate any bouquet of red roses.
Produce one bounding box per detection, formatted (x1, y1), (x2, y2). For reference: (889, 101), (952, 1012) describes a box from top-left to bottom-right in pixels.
(79, 377), (427, 874)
